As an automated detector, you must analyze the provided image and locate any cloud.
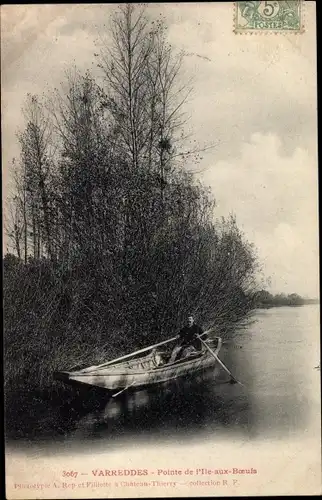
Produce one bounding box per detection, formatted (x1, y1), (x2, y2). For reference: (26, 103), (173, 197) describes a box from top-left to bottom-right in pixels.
(164, 3), (317, 162)
(1, 11), (99, 194)
(201, 132), (319, 296)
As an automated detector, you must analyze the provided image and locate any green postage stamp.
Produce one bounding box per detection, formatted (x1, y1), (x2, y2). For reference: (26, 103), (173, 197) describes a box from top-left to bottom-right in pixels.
(234, 1), (304, 33)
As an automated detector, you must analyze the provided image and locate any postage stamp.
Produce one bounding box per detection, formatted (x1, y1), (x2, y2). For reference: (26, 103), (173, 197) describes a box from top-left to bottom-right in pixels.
(234, 1), (304, 34)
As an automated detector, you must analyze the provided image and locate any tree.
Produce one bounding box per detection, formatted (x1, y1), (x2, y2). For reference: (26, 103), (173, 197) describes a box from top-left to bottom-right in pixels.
(17, 94), (55, 259)
(4, 196), (23, 260)
(97, 4), (190, 177)
(5, 158), (32, 263)
(48, 68), (123, 261)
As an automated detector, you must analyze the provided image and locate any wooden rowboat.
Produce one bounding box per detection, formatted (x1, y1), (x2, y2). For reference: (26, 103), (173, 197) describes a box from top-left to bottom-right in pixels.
(54, 336), (223, 394)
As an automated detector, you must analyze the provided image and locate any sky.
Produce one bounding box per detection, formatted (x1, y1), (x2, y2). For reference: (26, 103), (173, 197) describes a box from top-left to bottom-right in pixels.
(1, 3), (319, 297)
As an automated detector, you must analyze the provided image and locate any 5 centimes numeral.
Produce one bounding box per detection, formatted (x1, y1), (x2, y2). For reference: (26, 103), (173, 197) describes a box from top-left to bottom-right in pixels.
(234, 1), (304, 34)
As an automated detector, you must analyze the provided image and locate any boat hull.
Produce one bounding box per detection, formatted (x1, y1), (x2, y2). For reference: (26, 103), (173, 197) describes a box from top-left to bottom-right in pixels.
(54, 338), (222, 393)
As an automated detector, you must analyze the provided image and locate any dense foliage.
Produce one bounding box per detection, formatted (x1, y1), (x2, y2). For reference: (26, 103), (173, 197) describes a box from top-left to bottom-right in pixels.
(4, 5), (258, 395)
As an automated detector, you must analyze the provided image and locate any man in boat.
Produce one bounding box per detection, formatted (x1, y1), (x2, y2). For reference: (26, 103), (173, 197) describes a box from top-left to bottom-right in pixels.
(169, 315), (206, 363)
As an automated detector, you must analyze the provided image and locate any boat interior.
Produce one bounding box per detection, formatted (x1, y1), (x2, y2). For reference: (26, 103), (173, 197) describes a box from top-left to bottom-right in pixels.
(80, 337), (220, 374)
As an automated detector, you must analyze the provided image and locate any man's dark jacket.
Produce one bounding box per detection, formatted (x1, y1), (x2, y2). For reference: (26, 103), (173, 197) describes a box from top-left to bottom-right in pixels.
(178, 323), (206, 351)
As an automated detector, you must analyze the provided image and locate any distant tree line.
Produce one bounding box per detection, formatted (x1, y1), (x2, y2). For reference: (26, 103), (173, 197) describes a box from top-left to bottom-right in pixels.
(253, 290), (318, 308)
(4, 5), (259, 398)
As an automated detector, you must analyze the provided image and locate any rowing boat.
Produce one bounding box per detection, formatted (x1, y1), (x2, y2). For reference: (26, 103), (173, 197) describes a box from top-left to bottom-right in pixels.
(54, 336), (223, 393)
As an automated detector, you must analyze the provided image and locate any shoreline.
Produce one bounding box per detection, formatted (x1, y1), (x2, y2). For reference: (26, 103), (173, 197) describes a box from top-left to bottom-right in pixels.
(254, 302), (319, 310)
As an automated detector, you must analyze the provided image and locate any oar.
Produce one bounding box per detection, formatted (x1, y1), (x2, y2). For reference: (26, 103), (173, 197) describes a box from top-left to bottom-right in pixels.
(112, 380), (136, 398)
(197, 335), (244, 386)
(77, 336), (178, 373)
(77, 331), (211, 374)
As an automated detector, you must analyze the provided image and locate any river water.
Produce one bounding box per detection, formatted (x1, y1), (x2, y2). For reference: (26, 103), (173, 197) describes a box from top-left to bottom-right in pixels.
(6, 305), (320, 453)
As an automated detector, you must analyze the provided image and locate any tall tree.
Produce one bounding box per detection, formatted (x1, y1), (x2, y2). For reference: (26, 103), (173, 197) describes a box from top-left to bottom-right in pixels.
(49, 69), (113, 259)
(18, 94), (55, 259)
(97, 5), (189, 176)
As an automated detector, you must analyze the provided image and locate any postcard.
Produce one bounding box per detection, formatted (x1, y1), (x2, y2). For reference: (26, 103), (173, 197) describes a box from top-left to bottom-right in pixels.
(2, 2), (320, 498)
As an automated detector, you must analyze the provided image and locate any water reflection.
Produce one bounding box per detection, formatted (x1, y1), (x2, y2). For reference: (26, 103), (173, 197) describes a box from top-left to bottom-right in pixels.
(6, 364), (251, 448)
(70, 374), (251, 445)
